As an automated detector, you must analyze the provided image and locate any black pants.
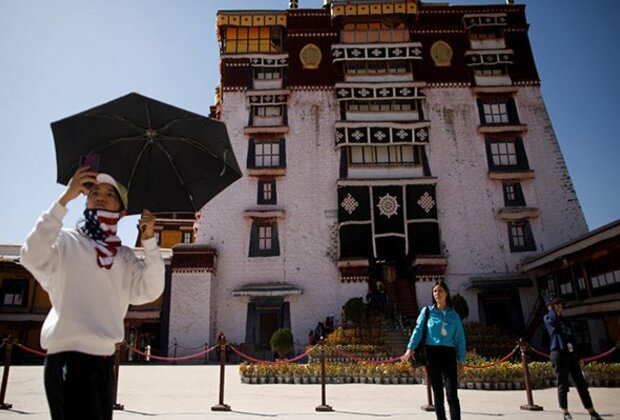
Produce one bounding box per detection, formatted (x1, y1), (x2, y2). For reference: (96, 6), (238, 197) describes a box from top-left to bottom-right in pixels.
(550, 350), (593, 410)
(44, 352), (115, 420)
(426, 345), (460, 420)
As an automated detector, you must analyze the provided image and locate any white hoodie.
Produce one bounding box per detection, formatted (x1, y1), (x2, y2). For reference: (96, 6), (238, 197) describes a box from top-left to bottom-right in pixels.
(20, 202), (165, 356)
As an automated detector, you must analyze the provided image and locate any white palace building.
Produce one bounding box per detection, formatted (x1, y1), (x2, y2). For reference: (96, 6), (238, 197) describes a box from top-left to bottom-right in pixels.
(166, 0), (587, 356)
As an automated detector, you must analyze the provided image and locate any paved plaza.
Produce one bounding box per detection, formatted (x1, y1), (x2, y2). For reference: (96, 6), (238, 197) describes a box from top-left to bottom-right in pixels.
(0, 365), (618, 419)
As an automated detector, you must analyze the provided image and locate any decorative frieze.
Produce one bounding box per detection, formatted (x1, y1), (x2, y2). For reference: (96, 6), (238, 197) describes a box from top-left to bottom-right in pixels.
(335, 82), (425, 101)
(332, 42), (423, 62)
(330, 0), (418, 18)
(247, 89), (289, 106)
(335, 121), (430, 147)
(249, 55), (288, 67)
(465, 49), (514, 66)
(217, 13), (287, 28)
(463, 13), (507, 29)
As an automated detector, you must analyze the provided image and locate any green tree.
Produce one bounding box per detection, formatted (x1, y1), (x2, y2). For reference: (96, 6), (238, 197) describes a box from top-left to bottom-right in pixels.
(343, 297), (367, 325)
(452, 293), (469, 320)
(270, 328), (294, 359)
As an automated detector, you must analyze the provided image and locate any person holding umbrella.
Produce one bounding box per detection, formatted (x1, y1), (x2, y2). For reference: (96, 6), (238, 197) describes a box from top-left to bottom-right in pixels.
(20, 166), (165, 420)
(544, 297), (604, 420)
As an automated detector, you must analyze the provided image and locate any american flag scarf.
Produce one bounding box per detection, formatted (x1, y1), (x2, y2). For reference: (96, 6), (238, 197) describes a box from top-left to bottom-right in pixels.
(79, 209), (122, 269)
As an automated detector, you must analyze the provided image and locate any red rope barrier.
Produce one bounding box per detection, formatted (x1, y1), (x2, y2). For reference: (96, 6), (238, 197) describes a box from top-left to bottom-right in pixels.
(579, 346), (617, 363)
(529, 345), (617, 363)
(130, 345), (218, 362)
(461, 347), (518, 369)
(331, 348), (402, 364)
(529, 346), (550, 359)
(15, 344), (47, 358)
(229, 344), (318, 365)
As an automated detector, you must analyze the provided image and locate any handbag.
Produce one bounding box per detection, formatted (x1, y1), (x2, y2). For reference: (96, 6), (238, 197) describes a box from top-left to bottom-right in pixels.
(411, 306), (430, 368)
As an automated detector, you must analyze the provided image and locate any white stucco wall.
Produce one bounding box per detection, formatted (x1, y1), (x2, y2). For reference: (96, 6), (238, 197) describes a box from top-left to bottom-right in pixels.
(170, 83), (587, 346)
(168, 271), (214, 355)
(193, 90), (366, 349)
(424, 86), (587, 321)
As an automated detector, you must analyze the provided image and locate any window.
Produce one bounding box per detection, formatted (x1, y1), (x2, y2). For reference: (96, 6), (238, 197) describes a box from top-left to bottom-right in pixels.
(182, 231), (193, 243)
(256, 142), (280, 167)
(341, 21), (409, 43)
(258, 179), (277, 204)
(253, 106), (283, 117)
(248, 139), (286, 169)
(349, 145), (421, 165)
(0, 279), (28, 307)
(222, 26), (283, 53)
(507, 220), (536, 252)
(346, 100), (416, 113)
(250, 105), (286, 126)
(254, 67), (283, 80)
(477, 98), (519, 125)
(486, 138), (529, 171)
(345, 60), (411, 76)
(154, 231), (161, 245)
(474, 65), (507, 77)
(502, 182), (525, 207)
(249, 221), (280, 257)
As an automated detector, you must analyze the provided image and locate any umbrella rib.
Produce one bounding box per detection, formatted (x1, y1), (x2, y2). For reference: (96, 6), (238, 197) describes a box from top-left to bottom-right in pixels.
(158, 116), (207, 132)
(156, 134), (236, 177)
(82, 112), (146, 132)
(152, 140), (198, 212)
(156, 134), (220, 159)
(125, 141), (153, 206)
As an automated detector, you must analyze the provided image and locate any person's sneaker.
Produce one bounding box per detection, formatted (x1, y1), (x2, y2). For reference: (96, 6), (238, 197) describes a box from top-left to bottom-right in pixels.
(590, 412), (604, 420)
(563, 414), (573, 420)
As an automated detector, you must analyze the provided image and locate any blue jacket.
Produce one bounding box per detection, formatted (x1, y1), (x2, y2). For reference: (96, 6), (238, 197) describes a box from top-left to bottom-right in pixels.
(407, 305), (466, 362)
(543, 308), (574, 352)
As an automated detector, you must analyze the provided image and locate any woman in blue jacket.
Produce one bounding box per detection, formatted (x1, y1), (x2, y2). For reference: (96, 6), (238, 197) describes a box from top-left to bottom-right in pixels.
(544, 297), (603, 420)
(401, 280), (466, 420)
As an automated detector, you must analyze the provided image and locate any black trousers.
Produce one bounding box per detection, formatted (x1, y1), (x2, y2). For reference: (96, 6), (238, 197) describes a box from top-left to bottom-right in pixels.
(550, 350), (593, 410)
(44, 352), (115, 420)
(426, 345), (460, 420)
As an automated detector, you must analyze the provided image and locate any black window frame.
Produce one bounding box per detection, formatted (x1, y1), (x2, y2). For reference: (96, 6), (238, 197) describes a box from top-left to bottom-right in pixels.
(257, 179), (277, 205)
(485, 137), (529, 172)
(502, 182), (526, 207)
(247, 138), (286, 169)
(477, 97), (520, 125)
(507, 220), (536, 252)
(0, 278), (29, 307)
(249, 220), (280, 257)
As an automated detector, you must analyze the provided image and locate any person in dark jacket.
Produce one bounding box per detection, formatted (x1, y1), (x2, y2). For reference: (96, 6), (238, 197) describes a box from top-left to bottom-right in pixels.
(543, 297), (603, 420)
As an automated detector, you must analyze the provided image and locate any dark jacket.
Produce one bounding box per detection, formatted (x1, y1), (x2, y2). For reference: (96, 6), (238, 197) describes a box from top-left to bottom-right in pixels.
(543, 308), (575, 352)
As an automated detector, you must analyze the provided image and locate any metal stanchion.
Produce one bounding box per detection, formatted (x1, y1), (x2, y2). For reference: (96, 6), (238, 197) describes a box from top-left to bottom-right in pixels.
(315, 344), (333, 412)
(0, 337), (17, 409)
(211, 334), (231, 411)
(518, 338), (543, 411)
(112, 342), (125, 411)
(420, 367), (435, 411)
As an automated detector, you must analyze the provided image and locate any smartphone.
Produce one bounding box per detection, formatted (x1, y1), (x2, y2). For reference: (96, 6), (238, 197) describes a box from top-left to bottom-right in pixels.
(79, 154), (100, 172)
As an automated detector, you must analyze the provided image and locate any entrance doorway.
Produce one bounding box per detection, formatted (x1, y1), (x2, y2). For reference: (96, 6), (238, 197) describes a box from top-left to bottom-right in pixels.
(478, 290), (525, 335)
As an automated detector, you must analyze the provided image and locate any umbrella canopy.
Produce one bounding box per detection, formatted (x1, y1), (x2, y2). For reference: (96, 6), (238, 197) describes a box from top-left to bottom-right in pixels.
(52, 93), (242, 215)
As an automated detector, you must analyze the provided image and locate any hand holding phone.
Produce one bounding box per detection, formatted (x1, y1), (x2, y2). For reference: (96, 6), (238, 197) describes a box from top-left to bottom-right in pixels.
(79, 154), (100, 172)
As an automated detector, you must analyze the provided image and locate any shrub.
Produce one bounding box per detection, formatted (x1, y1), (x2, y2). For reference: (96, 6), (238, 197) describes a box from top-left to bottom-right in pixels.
(270, 328), (294, 358)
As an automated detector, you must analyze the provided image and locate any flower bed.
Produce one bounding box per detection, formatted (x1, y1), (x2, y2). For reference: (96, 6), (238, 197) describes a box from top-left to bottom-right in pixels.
(238, 358), (620, 388)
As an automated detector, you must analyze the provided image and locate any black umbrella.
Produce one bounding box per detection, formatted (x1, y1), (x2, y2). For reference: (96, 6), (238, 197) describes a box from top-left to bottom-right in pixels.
(51, 92), (242, 215)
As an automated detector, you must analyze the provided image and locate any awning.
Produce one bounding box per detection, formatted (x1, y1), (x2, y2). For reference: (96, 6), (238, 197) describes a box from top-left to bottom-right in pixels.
(563, 293), (620, 317)
(232, 282), (303, 297)
(466, 273), (532, 290)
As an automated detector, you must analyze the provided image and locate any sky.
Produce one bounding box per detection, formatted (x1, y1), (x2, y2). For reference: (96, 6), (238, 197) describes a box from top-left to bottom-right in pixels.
(0, 0), (618, 246)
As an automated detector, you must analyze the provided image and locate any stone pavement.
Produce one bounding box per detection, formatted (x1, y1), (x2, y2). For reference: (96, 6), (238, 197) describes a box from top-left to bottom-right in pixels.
(0, 365), (618, 419)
